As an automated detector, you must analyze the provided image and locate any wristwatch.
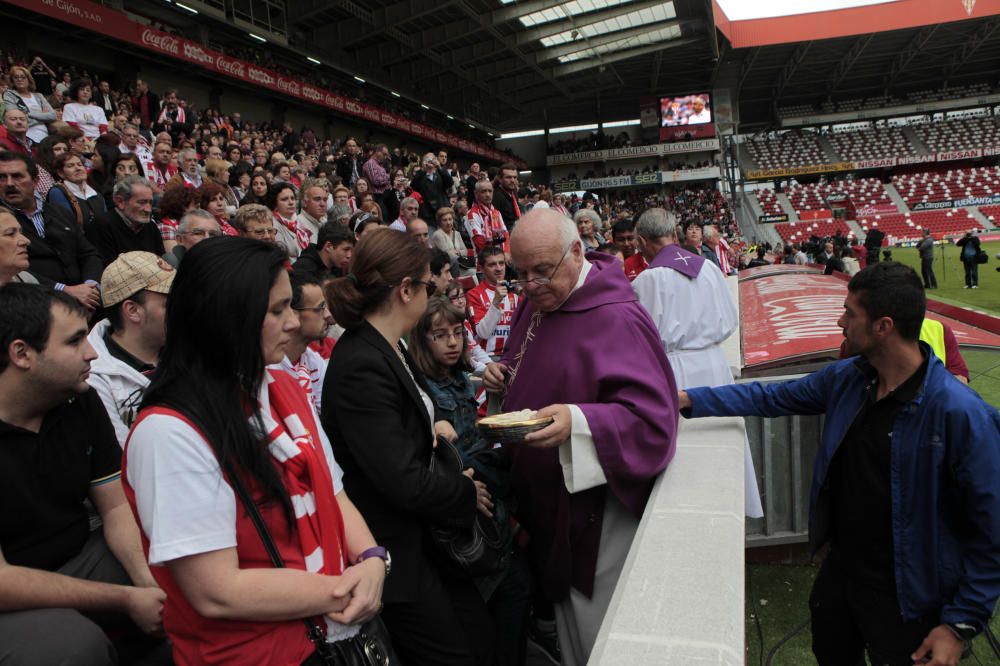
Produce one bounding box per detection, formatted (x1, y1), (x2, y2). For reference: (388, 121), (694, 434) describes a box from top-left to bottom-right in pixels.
(945, 622), (978, 643)
(356, 546), (391, 577)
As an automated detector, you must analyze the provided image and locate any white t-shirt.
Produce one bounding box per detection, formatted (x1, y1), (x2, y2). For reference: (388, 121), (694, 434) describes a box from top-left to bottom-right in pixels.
(127, 411), (345, 567)
(62, 102), (108, 139)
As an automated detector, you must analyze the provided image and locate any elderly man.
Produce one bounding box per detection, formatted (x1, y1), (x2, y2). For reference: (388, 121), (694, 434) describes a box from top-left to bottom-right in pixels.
(162, 209), (220, 268)
(87, 252), (174, 447)
(0, 152), (102, 310)
(465, 179), (509, 253)
(0, 109), (32, 156)
(631, 208), (762, 517)
(410, 152), (453, 222)
(232, 203), (277, 243)
(483, 208), (678, 665)
(86, 176), (163, 266)
(406, 218), (430, 246)
(296, 181), (328, 243)
(168, 148), (202, 189)
(118, 124), (151, 176)
(389, 196), (419, 232)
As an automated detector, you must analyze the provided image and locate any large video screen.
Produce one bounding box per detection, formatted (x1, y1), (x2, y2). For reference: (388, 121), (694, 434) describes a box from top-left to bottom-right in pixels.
(660, 93), (713, 127)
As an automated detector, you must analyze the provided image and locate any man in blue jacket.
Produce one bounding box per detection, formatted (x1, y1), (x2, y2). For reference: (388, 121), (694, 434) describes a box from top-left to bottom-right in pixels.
(679, 261), (1000, 666)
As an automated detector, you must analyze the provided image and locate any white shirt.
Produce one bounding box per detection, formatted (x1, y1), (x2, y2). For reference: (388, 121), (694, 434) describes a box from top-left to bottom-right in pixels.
(62, 102), (107, 139)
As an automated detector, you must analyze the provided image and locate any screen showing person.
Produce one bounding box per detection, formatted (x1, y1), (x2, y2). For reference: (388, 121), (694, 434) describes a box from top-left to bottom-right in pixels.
(660, 94), (712, 127)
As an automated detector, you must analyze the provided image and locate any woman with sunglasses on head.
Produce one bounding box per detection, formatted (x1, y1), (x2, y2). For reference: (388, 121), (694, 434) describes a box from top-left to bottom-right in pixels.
(323, 229), (496, 665)
(2, 65), (56, 144)
(123, 237), (393, 666)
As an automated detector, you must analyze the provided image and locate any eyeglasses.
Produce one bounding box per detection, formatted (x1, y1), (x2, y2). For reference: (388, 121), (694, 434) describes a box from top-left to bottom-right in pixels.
(511, 244), (572, 287)
(447, 291), (465, 303)
(294, 301), (329, 314)
(427, 327), (465, 343)
(409, 279), (437, 298)
(182, 229), (222, 238)
(248, 227), (277, 238)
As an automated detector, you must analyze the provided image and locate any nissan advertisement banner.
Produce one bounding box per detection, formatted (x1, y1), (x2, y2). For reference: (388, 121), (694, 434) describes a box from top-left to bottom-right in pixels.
(21, 0), (517, 164)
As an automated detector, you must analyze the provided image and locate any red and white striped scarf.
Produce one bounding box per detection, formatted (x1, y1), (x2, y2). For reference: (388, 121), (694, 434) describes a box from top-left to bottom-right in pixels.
(257, 370), (347, 577)
(274, 212), (311, 249)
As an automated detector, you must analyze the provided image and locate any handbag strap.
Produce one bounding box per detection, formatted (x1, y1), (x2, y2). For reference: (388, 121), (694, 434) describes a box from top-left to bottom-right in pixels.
(221, 459), (331, 653)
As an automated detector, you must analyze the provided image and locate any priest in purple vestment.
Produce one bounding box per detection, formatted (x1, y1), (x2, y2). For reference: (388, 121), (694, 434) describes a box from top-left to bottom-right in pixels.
(483, 208), (679, 665)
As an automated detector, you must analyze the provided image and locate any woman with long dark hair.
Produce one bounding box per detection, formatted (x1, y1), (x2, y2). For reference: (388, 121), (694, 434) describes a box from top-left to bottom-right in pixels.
(241, 172), (269, 206)
(46, 152), (107, 229)
(124, 238), (391, 665)
(323, 229), (496, 665)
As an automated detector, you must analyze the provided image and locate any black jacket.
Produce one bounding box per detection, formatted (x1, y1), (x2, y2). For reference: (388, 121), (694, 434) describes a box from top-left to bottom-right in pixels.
(492, 185), (520, 230)
(292, 244), (340, 282)
(321, 323), (476, 603)
(956, 235), (982, 261)
(2, 200), (103, 287)
(381, 188), (405, 225)
(85, 210), (166, 267)
(335, 155), (363, 188)
(409, 168), (453, 222)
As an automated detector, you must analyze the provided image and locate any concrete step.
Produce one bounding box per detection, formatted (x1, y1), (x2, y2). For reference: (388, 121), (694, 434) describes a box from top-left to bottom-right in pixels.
(846, 219), (867, 240)
(776, 192), (800, 221)
(903, 125), (931, 155)
(817, 135), (841, 163)
(883, 182), (910, 213)
(968, 206), (991, 229)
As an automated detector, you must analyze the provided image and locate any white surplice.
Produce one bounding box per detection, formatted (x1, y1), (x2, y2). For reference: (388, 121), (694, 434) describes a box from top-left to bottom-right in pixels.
(632, 253), (764, 518)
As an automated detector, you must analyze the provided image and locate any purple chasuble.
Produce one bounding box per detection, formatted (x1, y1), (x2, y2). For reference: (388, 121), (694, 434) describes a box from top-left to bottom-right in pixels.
(500, 254), (679, 601)
(648, 243), (706, 279)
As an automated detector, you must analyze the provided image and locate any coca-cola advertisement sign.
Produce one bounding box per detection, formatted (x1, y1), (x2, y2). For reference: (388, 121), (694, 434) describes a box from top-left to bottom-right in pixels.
(16, 0), (524, 165)
(214, 56), (246, 78)
(141, 28), (179, 55)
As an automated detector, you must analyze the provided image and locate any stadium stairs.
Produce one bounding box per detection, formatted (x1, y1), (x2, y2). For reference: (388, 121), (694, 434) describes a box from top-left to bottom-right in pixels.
(818, 135), (840, 164)
(776, 192), (800, 221)
(902, 126), (932, 154)
(738, 192), (783, 247)
(883, 183), (911, 213)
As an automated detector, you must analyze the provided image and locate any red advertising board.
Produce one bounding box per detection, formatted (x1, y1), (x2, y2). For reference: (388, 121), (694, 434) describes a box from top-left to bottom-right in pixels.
(740, 268), (1000, 370)
(15, 0), (520, 165)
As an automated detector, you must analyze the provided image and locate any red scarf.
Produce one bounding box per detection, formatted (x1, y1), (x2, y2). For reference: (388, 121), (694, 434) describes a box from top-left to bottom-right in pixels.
(274, 212), (310, 249)
(157, 105), (186, 125)
(258, 370), (347, 577)
(506, 187), (521, 218)
(470, 202), (509, 251)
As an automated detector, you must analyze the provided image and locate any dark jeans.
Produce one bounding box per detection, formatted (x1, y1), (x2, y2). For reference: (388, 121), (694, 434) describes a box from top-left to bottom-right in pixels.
(485, 550), (532, 666)
(809, 552), (939, 666)
(381, 557), (496, 666)
(0, 531), (171, 666)
(963, 260), (979, 287)
(921, 257), (937, 288)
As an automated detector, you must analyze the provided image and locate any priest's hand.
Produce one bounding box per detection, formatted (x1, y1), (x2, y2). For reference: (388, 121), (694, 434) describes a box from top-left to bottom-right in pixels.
(678, 390), (692, 411)
(483, 362), (509, 392)
(522, 404), (571, 448)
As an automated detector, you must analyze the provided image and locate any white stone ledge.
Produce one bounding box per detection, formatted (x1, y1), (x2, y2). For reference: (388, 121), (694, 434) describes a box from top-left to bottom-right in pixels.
(589, 416), (746, 665)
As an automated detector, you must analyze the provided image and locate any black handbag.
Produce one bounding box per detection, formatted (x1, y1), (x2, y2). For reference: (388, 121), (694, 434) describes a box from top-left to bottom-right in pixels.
(976, 250), (989, 265)
(223, 462), (397, 666)
(428, 436), (509, 577)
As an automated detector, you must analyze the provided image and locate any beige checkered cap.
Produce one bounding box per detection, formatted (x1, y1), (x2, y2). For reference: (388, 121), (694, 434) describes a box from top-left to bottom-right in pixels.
(101, 251), (176, 307)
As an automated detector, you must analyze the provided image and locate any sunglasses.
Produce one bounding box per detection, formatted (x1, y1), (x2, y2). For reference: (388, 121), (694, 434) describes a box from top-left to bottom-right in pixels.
(409, 279), (437, 298)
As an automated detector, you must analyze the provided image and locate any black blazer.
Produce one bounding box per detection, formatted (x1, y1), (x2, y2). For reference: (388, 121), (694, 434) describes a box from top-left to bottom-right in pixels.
(321, 322), (476, 603)
(86, 210), (166, 267)
(492, 184), (519, 229)
(409, 168), (453, 222)
(2, 201), (103, 287)
(335, 155), (362, 188)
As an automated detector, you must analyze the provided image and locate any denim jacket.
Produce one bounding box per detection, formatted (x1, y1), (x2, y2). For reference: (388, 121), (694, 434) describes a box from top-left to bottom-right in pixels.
(424, 369), (482, 456)
(686, 345), (1000, 631)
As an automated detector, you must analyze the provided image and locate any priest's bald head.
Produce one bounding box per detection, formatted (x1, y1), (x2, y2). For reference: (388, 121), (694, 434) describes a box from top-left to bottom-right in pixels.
(511, 208), (584, 312)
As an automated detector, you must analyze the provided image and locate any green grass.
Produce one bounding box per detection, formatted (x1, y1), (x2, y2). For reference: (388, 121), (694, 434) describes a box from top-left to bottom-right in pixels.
(746, 564), (1000, 665)
(889, 241), (1000, 316)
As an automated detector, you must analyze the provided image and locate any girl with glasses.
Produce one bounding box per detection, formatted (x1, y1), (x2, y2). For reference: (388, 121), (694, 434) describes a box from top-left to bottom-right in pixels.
(324, 229), (496, 665)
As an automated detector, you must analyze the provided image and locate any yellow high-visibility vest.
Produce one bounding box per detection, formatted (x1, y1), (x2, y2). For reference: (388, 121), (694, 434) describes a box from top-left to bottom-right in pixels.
(920, 318), (946, 365)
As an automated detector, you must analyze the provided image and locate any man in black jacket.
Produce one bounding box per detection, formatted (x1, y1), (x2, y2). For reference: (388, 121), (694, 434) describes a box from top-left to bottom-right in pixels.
(956, 229), (982, 289)
(409, 152), (453, 223)
(86, 177), (164, 267)
(492, 163), (521, 231)
(0, 151), (102, 311)
(293, 224), (354, 283)
(335, 137), (364, 188)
